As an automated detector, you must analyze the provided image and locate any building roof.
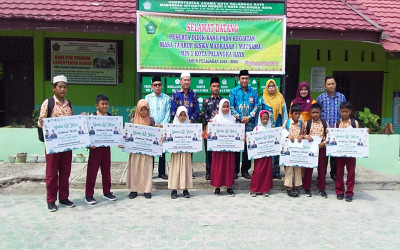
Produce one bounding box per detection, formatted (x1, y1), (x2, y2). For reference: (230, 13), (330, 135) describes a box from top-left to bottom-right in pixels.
(0, 0), (136, 24)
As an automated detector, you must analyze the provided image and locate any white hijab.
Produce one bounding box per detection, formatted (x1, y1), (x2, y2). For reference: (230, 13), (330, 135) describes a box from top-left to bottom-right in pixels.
(255, 110), (271, 131)
(173, 106), (189, 124)
(213, 98), (236, 124)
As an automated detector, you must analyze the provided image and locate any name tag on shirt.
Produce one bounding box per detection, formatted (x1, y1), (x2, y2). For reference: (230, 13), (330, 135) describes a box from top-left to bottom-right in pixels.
(249, 97), (254, 104)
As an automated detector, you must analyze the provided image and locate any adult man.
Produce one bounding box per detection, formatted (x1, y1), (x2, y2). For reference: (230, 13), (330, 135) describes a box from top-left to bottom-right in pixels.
(229, 70), (259, 179)
(145, 76), (171, 180)
(170, 72), (199, 123)
(317, 76), (346, 181)
(202, 77), (223, 180)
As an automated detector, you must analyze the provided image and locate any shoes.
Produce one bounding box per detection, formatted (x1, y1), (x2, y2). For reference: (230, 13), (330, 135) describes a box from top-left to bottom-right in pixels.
(319, 190), (328, 198)
(331, 175), (337, 181)
(59, 199), (75, 208)
(144, 193), (152, 199)
(305, 189), (312, 197)
(192, 173), (195, 179)
(183, 189), (190, 198)
(171, 190), (178, 199)
(337, 194), (344, 200)
(205, 173), (210, 180)
(128, 192), (138, 199)
(294, 188), (300, 196)
(249, 191), (256, 197)
(287, 188), (299, 197)
(345, 195), (353, 202)
(227, 188), (235, 197)
(158, 174), (168, 180)
(47, 202), (58, 212)
(214, 187), (220, 196)
(103, 193), (117, 201)
(242, 172), (251, 179)
(273, 175), (282, 179)
(85, 196), (97, 205)
(234, 174), (238, 179)
(263, 193), (269, 197)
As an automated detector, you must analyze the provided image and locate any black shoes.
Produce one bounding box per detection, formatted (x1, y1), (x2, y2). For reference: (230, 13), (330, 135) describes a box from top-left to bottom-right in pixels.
(337, 194), (344, 200)
(183, 189), (190, 198)
(234, 173), (238, 179)
(331, 175), (337, 181)
(305, 189), (312, 197)
(144, 193), (152, 199)
(129, 192), (138, 199)
(59, 199), (75, 208)
(214, 187), (220, 196)
(103, 193), (117, 201)
(158, 174), (168, 180)
(205, 173), (210, 180)
(85, 196), (97, 205)
(319, 190), (328, 198)
(273, 175), (282, 179)
(287, 188), (299, 197)
(345, 195), (353, 202)
(47, 202), (58, 212)
(249, 191), (256, 197)
(227, 188), (235, 196)
(242, 172), (251, 179)
(171, 190), (178, 199)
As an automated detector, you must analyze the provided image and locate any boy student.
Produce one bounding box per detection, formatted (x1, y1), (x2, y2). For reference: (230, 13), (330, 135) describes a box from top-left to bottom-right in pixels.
(334, 101), (364, 202)
(202, 76), (222, 180)
(303, 103), (329, 198)
(85, 95), (118, 205)
(317, 76), (346, 181)
(38, 75), (74, 212)
(283, 104), (303, 197)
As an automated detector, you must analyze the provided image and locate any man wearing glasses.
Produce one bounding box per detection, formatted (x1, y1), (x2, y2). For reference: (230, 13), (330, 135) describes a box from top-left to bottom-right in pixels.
(229, 70), (259, 179)
(145, 76), (171, 180)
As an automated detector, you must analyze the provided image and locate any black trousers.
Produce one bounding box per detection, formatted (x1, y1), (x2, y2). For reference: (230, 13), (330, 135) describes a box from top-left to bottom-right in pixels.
(235, 143), (251, 175)
(325, 156), (337, 177)
(153, 153), (166, 176)
(204, 139), (212, 175)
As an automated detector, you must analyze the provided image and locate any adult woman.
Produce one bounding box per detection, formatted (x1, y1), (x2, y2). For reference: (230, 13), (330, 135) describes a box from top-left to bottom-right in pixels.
(289, 81), (316, 122)
(260, 79), (288, 179)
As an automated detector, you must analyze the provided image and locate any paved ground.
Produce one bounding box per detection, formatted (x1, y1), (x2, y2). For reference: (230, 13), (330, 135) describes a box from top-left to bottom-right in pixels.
(0, 182), (399, 249)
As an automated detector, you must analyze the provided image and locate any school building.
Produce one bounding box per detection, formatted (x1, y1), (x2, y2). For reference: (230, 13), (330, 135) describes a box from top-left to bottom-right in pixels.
(0, 0), (399, 133)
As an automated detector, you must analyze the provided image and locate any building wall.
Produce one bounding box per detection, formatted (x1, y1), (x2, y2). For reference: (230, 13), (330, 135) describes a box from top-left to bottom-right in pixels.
(1, 30), (137, 122)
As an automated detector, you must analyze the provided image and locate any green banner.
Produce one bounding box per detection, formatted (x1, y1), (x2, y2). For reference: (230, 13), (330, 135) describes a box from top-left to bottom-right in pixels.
(138, 12), (285, 74)
(139, 0), (285, 15)
(219, 77), (236, 94)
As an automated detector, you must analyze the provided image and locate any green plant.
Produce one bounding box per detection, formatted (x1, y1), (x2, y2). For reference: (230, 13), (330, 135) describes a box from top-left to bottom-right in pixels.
(31, 108), (40, 128)
(126, 106), (137, 122)
(111, 106), (120, 116)
(356, 108), (384, 134)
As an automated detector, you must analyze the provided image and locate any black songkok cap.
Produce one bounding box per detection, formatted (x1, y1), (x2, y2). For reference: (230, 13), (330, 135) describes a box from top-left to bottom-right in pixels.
(152, 76), (162, 83)
(210, 77), (220, 84)
(239, 70), (249, 77)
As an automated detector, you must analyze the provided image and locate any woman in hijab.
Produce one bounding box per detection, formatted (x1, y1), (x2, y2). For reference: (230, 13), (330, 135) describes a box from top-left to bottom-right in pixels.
(126, 99), (154, 199)
(249, 110), (273, 197)
(289, 81), (316, 122)
(260, 79), (288, 179)
(169, 106), (193, 199)
(210, 99), (237, 196)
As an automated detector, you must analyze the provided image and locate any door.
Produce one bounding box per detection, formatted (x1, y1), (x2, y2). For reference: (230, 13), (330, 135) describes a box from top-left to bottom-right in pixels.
(284, 45), (300, 108)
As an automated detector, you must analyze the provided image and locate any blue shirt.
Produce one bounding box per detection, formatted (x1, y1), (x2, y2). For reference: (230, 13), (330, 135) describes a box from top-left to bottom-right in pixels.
(317, 91), (346, 127)
(260, 98), (288, 128)
(145, 92), (171, 125)
(171, 89), (199, 122)
(229, 85), (259, 132)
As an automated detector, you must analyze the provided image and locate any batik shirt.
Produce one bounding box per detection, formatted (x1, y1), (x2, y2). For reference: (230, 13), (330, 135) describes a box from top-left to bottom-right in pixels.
(202, 95), (223, 122)
(171, 89), (199, 122)
(229, 85), (259, 132)
(317, 92), (346, 127)
(145, 92), (171, 125)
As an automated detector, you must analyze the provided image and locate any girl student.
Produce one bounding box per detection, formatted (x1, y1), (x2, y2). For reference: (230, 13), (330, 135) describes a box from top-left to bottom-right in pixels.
(209, 99), (237, 196)
(249, 110), (273, 197)
(168, 106), (193, 199)
(126, 99), (155, 199)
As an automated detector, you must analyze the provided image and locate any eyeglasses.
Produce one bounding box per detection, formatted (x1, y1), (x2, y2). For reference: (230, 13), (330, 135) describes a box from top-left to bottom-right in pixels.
(152, 83), (162, 87)
(268, 85), (275, 88)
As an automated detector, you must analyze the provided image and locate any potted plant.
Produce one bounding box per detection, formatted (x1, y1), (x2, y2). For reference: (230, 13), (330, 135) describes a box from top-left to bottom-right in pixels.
(29, 154), (38, 163)
(8, 155), (16, 163)
(16, 153), (27, 163)
(75, 153), (86, 163)
(38, 155), (46, 163)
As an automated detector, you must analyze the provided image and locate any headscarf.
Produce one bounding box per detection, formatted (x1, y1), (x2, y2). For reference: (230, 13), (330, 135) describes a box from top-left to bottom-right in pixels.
(133, 99), (151, 126)
(173, 106), (189, 124)
(255, 110), (271, 131)
(292, 81), (314, 112)
(213, 98), (236, 124)
(263, 79), (285, 122)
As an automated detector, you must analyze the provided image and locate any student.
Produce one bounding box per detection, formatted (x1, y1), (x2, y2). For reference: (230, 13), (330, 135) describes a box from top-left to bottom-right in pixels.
(85, 94), (118, 205)
(302, 103), (329, 198)
(126, 100), (155, 199)
(209, 99), (237, 196)
(249, 110), (273, 197)
(283, 104), (303, 197)
(38, 75), (74, 212)
(168, 106), (193, 199)
(334, 101), (363, 202)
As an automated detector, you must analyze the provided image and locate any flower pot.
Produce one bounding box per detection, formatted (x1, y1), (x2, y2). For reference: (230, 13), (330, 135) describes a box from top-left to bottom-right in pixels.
(75, 154), (86, 163)
(29, 154), (38, 163)
(8, 155), (16, 163)
(16, 153), (27, 163)
(38, 155), (46, 163)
